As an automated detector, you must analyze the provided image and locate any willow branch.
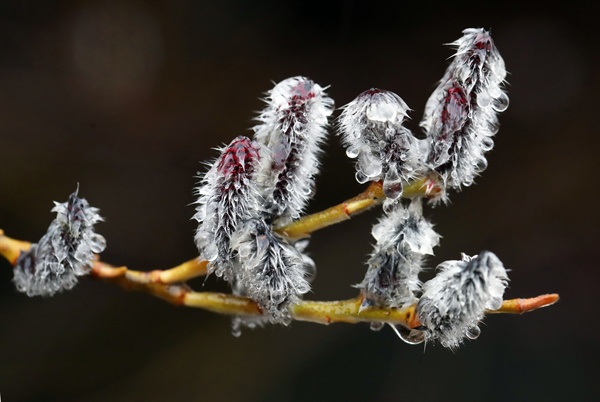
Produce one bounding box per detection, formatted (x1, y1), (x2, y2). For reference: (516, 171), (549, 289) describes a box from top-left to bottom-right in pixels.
(93, 261), (560, 327)
(275, 174), (442, 240)
(1, 231), (558, 328)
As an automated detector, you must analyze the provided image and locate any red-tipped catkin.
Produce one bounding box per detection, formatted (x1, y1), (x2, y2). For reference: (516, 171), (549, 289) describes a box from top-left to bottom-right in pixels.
(421, 28), (508, 189)
(193, 136), (264, 282)
(253, 77), (334, 223)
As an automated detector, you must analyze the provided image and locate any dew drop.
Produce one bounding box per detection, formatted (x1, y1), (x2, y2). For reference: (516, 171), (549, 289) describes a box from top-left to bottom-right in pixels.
(466, 325), (481, 340)
(487, 297), (503, 310)
(355, 170), (369, 184)
(382, 198), (398, 214)
(370, 322), (385, 331)
(481, 137), (494, 152)
(301, 255), (317, 282)
(361, 159), (382, 178)
(74, 247), (89, 263)
(488, 120), (500, 135)
(89, 234), (106, 253)
(383, 166), (403, 199)
(346, 146), (360, 158)
(202, 244), (219, 262)
(492, 92), (509, 112)
(390, 324), (425, 345)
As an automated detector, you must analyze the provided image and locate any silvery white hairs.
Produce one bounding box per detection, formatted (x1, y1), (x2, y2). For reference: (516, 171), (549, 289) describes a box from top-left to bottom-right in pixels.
(13, 188), (106, 296)
(338, 89), (425, 207)
(417, 251), (509, 348)
(193, 136), (265, 282)
(357, 199), (440, 310)
(420, 28), (508, 189)
(194, 77), (333, 327)
(230, 218), (312, 326)
(253, 76), (334, 223)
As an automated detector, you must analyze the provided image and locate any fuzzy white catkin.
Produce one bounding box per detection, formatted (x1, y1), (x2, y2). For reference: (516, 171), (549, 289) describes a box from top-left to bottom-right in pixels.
(417, 251), (509, 348)
(357, 199), (440, 309)
(230, 218), (311, 325)
(193, 136), (265, 282)
(13, 189), (106, 297)
(338, 89), (425, 205)
(421, 28), (508, 190)
(253, 76), (334, 223)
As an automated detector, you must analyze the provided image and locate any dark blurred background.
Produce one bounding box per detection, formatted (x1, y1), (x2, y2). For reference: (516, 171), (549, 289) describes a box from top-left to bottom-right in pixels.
(1, 1), (598, 401)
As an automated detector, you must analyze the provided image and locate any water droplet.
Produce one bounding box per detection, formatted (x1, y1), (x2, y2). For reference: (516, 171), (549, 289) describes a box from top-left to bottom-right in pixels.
(382, 198), (398, 214)
(487, 120), (500, 135)
(487, 297), (503, 310)
(465, 325), (481, 340)
(74, 247), (89, 262)
(390, 324), (425, 345)
(492, 92), (509, 112)
(231, 322), (242, 338)
(355, 170), (368, 184)
(301, 255), (317, 282)
(370, 322), (385, 331)
(383, 166), (403, 199)
(202, 244), (219, 262)
(481, 137), (494, 151)
(361, 159), (382, 178)
(89, 234), (106, 253)
(346, 146), (360, 158)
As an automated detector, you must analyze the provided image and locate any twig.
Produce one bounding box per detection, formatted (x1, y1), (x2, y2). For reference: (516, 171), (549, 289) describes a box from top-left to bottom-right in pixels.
(1, 230), (558, 328)
(275, 175), (442, 240)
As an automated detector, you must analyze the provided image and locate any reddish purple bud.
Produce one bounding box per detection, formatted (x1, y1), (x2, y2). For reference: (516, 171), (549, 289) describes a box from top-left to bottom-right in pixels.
(421, 28), (508, 189)
(253, 76), (334, 223)
(194, 136), (264, 282)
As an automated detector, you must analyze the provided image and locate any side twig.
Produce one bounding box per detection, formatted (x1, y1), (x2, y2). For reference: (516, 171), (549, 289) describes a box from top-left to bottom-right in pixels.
(275, 175), (442, 240)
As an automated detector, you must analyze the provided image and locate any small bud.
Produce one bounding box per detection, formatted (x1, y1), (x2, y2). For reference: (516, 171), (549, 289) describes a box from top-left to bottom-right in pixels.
(193, 136), (264, 282)
(357, 199), (439, 309)
(338, 89), (424, 202)
(13, 188), (106, 297)
(253, 76), (334, 222)
(230, 218), (311, 324)
(421, 28), (508, 189)
(417, 251), (509, 348)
